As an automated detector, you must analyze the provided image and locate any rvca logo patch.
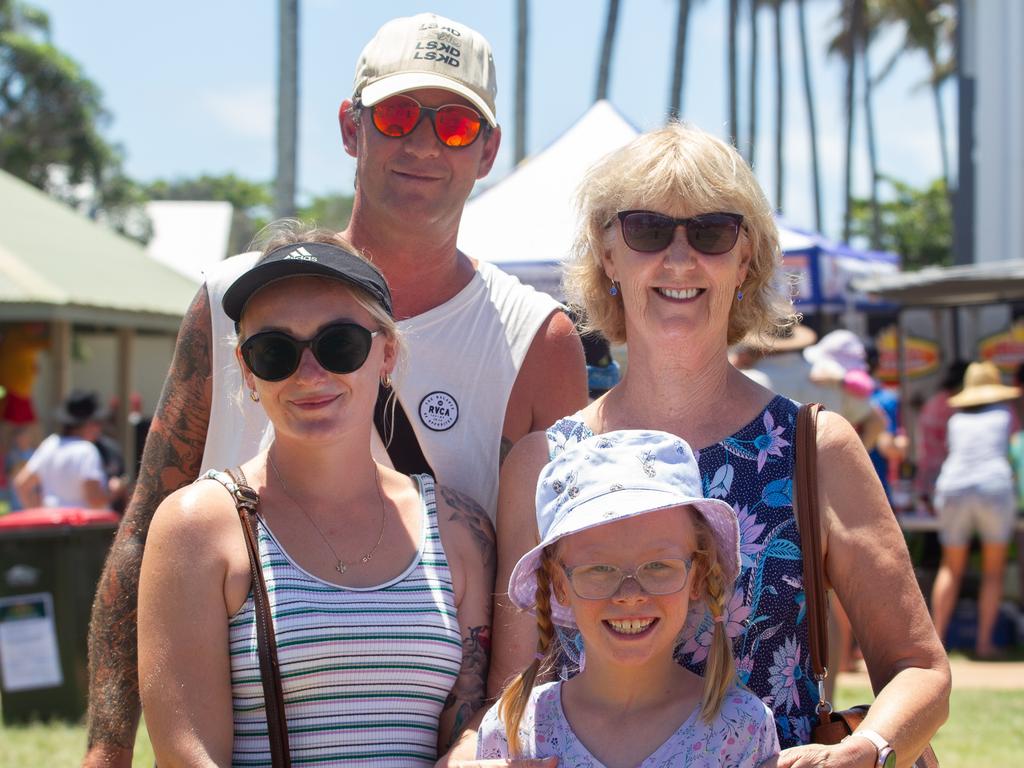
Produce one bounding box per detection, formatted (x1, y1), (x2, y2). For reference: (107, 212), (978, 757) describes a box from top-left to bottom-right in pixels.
(419, 391), (458, 431)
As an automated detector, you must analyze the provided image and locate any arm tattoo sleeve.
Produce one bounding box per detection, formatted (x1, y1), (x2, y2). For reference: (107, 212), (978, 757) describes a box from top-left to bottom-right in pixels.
(439, 485), (496, 572)
(443, 624), (492, 748)
(85, 287), (213, 750)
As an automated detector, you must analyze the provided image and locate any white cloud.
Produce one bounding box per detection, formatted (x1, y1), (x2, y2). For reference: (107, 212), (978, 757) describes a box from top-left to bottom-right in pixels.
(199, 86), (275, 142)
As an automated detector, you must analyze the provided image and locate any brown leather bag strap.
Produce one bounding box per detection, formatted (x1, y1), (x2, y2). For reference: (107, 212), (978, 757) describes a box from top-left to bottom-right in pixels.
(222, 467), (292, 768)
(794, 403), (831, 724)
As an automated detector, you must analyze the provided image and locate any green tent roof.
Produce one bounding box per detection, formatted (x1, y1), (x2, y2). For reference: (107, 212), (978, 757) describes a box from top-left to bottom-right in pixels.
(0, 169), (200, 331)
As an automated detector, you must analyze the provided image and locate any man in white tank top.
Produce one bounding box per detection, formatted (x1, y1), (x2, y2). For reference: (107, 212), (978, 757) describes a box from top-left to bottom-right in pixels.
(83, 13), (587, 768)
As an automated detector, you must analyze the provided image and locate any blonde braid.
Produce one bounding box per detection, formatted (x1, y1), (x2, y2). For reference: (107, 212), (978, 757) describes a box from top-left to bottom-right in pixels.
(692, 516), (737, 722)
(497, 548), (558, 757)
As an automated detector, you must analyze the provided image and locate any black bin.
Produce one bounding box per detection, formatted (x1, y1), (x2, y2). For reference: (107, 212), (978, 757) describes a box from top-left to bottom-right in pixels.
(0, 508), (119, 723)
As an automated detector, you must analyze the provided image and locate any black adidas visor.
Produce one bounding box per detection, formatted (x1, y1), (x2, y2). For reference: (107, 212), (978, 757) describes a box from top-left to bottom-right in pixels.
(222, 241), (393, 322)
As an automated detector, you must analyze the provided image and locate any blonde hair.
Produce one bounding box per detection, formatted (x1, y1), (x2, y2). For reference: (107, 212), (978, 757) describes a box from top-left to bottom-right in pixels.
(495, 511), (737, 750)
(690, 512), (736, 722)
(564, 122), (796, 344)
(242, 220), (400, 348)
(496, 548), (559, 758)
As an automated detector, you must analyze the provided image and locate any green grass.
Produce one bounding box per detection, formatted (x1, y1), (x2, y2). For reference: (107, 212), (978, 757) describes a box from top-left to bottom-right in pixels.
(1, 684), (1020, 767)
(0, 720), (153, 768)
(837, 685), (1024, 768)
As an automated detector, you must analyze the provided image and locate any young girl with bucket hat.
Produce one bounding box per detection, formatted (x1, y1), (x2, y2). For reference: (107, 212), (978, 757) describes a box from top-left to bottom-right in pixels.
(477, 429), (779, 766)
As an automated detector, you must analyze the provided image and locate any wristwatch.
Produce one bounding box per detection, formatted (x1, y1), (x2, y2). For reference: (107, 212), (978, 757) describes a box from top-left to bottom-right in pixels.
(848, 729), (896, 768)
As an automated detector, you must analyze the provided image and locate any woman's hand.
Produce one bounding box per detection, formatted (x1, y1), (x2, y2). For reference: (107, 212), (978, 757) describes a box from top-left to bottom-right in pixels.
(758, 736), (875, 767)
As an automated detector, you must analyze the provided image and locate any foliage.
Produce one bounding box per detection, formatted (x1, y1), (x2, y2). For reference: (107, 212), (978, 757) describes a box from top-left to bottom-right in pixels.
(144, 173), (273, 255)
(849, 176), (951, 270)
(0, 0), (149, 241)
(297, 192), (354, 232)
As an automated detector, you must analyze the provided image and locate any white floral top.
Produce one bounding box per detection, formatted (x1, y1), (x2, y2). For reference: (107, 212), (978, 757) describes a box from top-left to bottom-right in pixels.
(477, 681), (779, 767)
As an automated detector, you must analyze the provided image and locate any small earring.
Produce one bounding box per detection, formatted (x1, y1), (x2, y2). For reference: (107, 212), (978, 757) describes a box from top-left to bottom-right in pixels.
(609, 281), (619, 297)
(736, 289), (744, 301)
(249, 388), (260, 402)
(380, 372), (392, 389)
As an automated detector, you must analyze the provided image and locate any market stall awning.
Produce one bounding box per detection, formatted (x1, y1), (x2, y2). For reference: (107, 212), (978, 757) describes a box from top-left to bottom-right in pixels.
(0, 169), (199, 331)
(853, 259), (1024, 308)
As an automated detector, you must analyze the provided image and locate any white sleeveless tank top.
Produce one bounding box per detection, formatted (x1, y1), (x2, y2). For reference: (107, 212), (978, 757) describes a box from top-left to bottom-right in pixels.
(202, 256), (558, 522)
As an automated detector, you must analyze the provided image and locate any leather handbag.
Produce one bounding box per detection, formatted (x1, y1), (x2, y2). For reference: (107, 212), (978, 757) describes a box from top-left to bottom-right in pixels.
(795, 404), (938, 768)
(223, 468), (292, 768)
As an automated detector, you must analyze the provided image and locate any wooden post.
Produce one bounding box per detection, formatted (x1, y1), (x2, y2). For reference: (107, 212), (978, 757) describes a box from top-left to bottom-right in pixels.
(117, 328), (135, 480)
(49, 320), (72, 429)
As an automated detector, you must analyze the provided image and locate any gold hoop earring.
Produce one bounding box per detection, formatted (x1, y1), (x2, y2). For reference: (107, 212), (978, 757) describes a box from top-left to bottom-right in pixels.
(380, 372), (392, 389)
(249, 388), (260, 402)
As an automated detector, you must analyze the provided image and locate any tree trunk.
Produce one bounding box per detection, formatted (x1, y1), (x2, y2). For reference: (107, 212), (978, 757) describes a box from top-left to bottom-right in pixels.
(514, 0), (528, 165)
(932, 79), (951, 187)
(773, 0), (784, 212)
(728, 0), (739, 145)
(595, 0), (621, 101)
(748, 0), (760, 166)
(274, 0), (298, 219)
(668, 0), (691, 120)
(862, 36), (882, 249)
(842, 0), (862, 243)
(796, 0), (822, 232)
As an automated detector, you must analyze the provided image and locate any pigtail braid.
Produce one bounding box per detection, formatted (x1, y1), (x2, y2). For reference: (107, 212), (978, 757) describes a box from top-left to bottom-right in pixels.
(697, 553), (736, 722)
(497, 548), (558, 757)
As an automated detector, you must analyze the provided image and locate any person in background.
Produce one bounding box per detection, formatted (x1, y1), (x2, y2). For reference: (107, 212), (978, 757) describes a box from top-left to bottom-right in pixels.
(863, 341), (906, 504)
(14, 389), (110, 510)
(930, 361), (1020, 659)
(915, 360), (970, 512)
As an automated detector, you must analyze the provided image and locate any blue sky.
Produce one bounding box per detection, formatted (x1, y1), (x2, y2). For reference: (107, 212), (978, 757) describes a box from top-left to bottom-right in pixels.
(30, 0), (953, 241)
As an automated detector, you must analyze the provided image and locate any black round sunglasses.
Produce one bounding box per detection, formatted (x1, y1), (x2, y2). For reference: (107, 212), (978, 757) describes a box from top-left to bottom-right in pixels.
(617, 210), (744, 255)
(241, 323), (379, 382)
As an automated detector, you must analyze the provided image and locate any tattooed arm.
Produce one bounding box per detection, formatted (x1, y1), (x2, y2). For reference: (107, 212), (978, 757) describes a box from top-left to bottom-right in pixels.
(435, 485), (497, 754)
(82, 286), (213, 768)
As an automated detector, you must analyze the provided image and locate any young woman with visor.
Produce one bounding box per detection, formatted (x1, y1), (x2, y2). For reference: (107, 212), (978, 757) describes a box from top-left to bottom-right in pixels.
(138, 227), (494, 766)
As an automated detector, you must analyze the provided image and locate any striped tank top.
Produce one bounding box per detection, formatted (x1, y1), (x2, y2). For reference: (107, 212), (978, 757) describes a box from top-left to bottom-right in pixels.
(226, 473), (462, 766)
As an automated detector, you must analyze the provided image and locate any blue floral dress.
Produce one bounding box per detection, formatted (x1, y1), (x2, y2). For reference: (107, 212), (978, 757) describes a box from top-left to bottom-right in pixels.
(546, 395), (815, 748)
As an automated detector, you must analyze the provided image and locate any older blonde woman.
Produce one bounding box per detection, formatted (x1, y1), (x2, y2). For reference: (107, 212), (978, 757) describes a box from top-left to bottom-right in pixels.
(485, 124), (949, 768)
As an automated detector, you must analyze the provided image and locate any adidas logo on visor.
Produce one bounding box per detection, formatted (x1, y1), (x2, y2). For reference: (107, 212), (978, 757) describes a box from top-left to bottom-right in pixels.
(284, 246), (317, 261)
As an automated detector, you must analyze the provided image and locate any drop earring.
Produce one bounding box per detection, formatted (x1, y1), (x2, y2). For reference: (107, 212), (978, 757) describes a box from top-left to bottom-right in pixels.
(380, 372), (392, 389)
(609, 281), (620, 297)
(249, 388), (260, 402)
(736, 289), (744, 301)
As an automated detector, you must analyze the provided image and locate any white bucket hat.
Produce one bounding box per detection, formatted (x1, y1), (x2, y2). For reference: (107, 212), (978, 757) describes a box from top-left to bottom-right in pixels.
(802, 329), (867, 373)
(508, 429), (741, 627)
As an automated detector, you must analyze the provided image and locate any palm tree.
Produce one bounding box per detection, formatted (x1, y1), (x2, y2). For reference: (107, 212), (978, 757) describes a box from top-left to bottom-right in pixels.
(861, 26), (882, 249)
(772, 0), (784, 212)
(875, 0), (956, 186)
(274, 0), (298, 219)
(728, 0), (739, 145)
(830, 0), (865, 242)
(668, 0), (692, 120)
(514, 0), (528, 165)
(747, 0), (762, 166)
(595, 0), (621, 101)
(796, 0), (823, 232)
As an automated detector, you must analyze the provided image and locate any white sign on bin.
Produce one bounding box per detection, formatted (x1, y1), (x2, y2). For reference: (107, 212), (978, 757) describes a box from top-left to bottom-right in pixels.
(0, 592), (63, 692)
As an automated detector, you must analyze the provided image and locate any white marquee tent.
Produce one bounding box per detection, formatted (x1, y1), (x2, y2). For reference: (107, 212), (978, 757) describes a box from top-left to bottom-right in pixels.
(459, 101), (899, 310)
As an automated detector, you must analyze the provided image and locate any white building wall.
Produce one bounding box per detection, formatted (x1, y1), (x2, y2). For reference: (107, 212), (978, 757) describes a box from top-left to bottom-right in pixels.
(973, 0), (1024, 262)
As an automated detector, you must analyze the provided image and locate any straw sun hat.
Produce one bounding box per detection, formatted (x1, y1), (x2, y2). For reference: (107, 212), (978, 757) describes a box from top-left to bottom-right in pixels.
(947, 361), (1022, 408)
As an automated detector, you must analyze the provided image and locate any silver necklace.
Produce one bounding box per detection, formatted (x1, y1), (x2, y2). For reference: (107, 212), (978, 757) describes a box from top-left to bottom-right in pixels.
(267, 452), (387, 575)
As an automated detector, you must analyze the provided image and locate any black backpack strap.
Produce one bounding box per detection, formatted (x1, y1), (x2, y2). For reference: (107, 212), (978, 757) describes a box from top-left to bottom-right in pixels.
(373, 382), (435, 477)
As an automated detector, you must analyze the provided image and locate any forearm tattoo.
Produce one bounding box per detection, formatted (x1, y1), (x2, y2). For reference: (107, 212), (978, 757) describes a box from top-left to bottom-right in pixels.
(439, 485), (496, 572)
(443, 624), (492, 747)
(85, 287), (213, 749)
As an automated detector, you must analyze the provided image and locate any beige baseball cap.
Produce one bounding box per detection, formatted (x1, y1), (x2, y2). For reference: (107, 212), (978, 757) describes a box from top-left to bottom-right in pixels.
(353, 13), (498, 127)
